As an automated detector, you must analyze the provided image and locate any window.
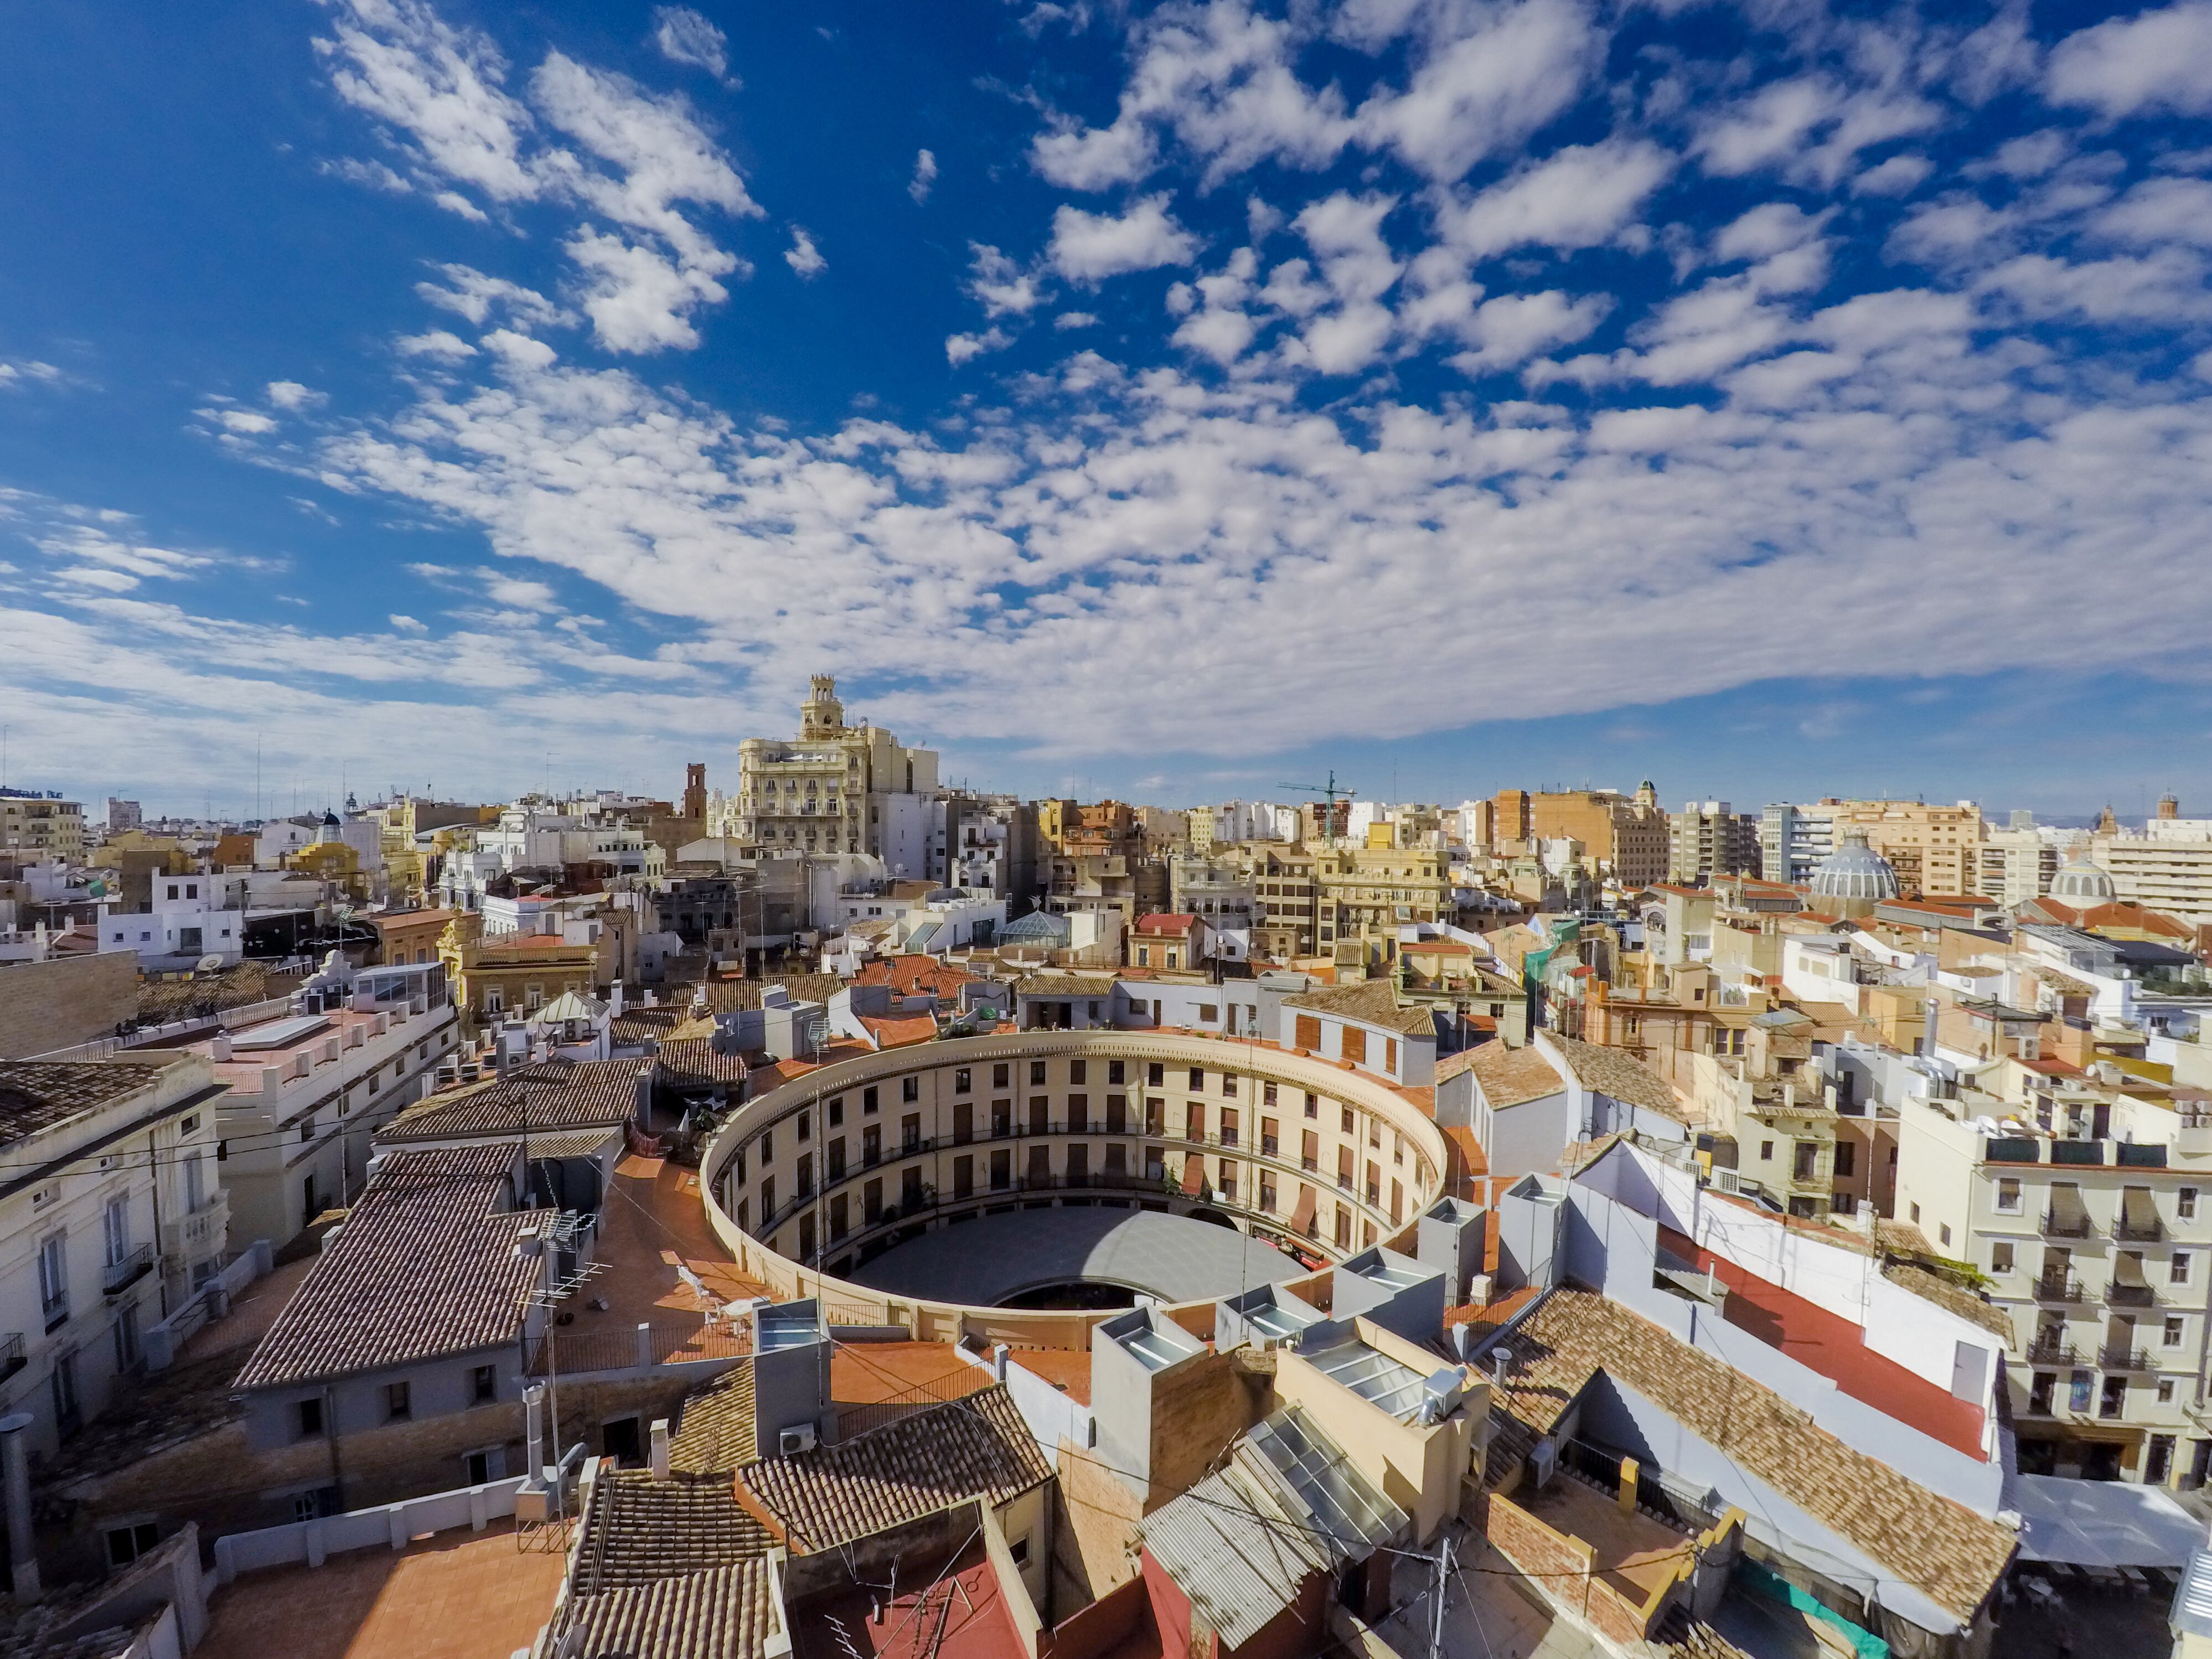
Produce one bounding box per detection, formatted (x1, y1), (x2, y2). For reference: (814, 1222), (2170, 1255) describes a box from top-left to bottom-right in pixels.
(829, 1138), (847, 1180)
(797, 1110), (811, 1144)
(1295, 1015), (1321, 1050)
(1009, 1534), (1031, 1567)
(2183, 1187), (2198, 1221)
(1147, 1062), (1164, 1087)
(1341, 1107), (1355, 1134)
(38, 1234), (68, 1326)
(829, 1098), (844, 1126)
(1070, 1060), (1087, 1085)
(902, 1114), (922, 1154)
(990, 1151), (1010, 1191)
(2174, 1253), (2193, 1285)
(1188, 1066), (1204, 1091)
(103, 1196), (130, 1268)
(1995, 1177), (2021, 1213)
(1031, 1061), (1048, 1087)
(105, 1522), (160, 1569)
(902, 1076), (919, 1103)
(994, 1063), (1010, 1088)
(761, 1129), (773, 1162)
(1910, 1202), (1922, 1225)
(955, 1068), (972, 1094)
(1760, 1140), (1774, 1162)
(1834, 1142), (1856, 1179)
(297, 1396), (324, 1439)
(1991, 1242), (2014, 1275)
(864, 1086), (879, 1114)
(1342, 1026), (1367, 1066)
(2160, 1379), (2178, 1404)
(2166, 1317), (2185, 1348)
(761, 1176), (777, 1218)
(1304, 1092), (1317, 1120)
(385, 1381), (411, 1422)
(1940, 1223), (1952, 1247)
(472, 1364), (498, 1403)
(1109, 1061), (1126, 1086)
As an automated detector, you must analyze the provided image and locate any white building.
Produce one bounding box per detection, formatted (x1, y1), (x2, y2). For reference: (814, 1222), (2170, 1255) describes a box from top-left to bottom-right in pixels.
(0, 1056), (229, 1460)
(98, 874), (244, 968)
(733, 676), (941, 860)
(186, 963), (460, 1247)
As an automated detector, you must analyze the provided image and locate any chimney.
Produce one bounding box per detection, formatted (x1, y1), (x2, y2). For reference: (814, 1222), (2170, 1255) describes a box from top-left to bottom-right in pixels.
(524, 1384), (546, 1481)
(0, 1413), (39, 1601)
(649, 1418), (670, 1482)
(611, 980), (624, 1018)
(993, 1343), (1010, 1383)
(211, 1033), (232, 1062)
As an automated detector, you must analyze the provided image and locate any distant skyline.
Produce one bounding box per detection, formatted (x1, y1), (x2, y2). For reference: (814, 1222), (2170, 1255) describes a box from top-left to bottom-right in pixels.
(4, 2), (2211, 814)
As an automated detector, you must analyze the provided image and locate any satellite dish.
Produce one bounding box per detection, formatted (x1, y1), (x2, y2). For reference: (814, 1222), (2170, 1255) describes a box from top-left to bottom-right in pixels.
(194, 954), (225, 974)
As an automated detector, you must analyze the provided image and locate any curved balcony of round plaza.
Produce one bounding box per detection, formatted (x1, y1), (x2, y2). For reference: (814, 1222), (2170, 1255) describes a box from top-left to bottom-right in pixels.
(696, 1029), (1453, 1351)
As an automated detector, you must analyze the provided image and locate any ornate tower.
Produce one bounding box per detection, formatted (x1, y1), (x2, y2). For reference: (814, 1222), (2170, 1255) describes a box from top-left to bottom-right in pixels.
(799, 675), (844, 737)
(682, 763), (707, 820)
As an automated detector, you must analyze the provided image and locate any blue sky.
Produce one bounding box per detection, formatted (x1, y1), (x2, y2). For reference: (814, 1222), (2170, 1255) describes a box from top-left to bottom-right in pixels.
(2, 0), (2210, 821)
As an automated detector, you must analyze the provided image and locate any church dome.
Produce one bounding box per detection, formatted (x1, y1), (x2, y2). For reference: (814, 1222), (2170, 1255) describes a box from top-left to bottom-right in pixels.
(2049, 851), (2115, 905)
(1811, 829), (1900, 903)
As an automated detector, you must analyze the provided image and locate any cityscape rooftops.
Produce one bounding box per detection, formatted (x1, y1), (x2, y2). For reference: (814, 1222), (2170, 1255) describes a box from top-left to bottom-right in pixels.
(0, 1061), (171, 1150)
(375, 1057), (646, 1144)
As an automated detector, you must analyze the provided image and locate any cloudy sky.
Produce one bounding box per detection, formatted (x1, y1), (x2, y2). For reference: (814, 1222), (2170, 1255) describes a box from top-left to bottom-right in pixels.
(2, 0), (2209, 819)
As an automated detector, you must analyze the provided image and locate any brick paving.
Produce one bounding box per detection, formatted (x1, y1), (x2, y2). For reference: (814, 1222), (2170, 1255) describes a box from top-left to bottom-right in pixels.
(197, 1522), (567, 1659)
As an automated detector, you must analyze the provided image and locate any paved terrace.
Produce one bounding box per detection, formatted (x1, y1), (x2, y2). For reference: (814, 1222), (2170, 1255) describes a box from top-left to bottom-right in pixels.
(197, 1522), (566, 1659)
(847, 1207), (1303, 1306)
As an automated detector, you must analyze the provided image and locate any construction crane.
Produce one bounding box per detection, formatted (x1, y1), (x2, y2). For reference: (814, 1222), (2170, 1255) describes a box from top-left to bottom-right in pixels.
(1278, 770), (1353, 847)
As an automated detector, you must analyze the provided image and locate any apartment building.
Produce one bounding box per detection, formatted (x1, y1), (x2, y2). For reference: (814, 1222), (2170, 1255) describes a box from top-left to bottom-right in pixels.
(1668, 802), (1760, 884)
(1252, 845), (1320, 959)
(1167, 851), (1257, 934)
(1312, 844), (1450, 967)
(2094, 818), (2212, 926)
(186, 964), (459, 1247)
(1827, 800), (1983, 897)
(0, 1057), (228, 1460)
(0, 790), (86, 863)
(1528, 785), (1668, 887)
(1895, 1089), (2212, 1485)
(733, 676), (939, 860)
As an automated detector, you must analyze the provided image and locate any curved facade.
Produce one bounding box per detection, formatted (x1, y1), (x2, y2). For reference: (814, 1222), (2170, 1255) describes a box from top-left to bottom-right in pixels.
(698, 1030), (1452, 1348)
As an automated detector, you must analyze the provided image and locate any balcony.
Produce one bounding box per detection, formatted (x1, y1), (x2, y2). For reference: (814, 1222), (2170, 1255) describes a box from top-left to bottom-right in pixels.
(2113, 1216), (2165, 1243)
(2106, 1282), (2156, 1308)
(2026, 1334), (2079, 1365)
(2100, 1346), (2153, 1373)
(103, 1242), (153, 1297)
(2032, 1274), (2087, 1304)
(159, 1190), (231, 1260)
(2040, 1211), (2094, 1239)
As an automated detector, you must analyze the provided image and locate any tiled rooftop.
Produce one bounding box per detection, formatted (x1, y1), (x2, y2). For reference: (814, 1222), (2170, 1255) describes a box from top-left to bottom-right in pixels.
(737, 1386), (1052, 1553)
(377, 1057), (647, 1143)
(235, 1144), (548, 1388)
(1488, 1289), (2014, 1626)
(0, 1062), (167, 1146)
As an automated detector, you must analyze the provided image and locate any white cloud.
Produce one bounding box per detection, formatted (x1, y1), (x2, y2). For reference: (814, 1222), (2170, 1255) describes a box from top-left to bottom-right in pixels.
(1356, 0), (1594, 182)
(946, 328), (1012, 365)
(266, 380), (325, 411)
(2048, 2), (2212, 118)
(1033, 117), (1157, 190)
(1712, 203), (1828, 265)
(968, 245), (1046, 318)
(784, 226), (826, 280)
(1852, 154), (1932, 197)
(199, 408), (279, 436)
(2093, 177), (2212, 248)
(650, 7), (733, 83)
(909, 148), (937, 205)
(414, 263), (568, 328)
(1442, 140), (1672, 260)
(323, 6), (762, 355)
(397, 328), (479, 358)
(1054, 311), (1100, 329)
(1449, 290), (1610, 372)
(389, 613), (428, 633)
(1048, 195), (1199, 282)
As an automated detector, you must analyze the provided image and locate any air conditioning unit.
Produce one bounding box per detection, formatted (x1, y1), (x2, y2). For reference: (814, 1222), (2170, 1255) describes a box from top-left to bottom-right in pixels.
(778, 1424), (817, 1455)
(1712, 1169), (1743, 1195)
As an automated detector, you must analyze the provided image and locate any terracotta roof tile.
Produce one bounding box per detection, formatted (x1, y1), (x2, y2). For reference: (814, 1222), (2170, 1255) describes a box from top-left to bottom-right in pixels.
(378, 1058), (647, 1143)
(1541, 1033), (1689, 1121)
(1465, 1043), (1565, 1110)
(235, 1144), (546, 1388)
(1491, 1290), (2013, 1625)
(735, 1385), (1051, 1553)
(671, 1360), (759, 1473)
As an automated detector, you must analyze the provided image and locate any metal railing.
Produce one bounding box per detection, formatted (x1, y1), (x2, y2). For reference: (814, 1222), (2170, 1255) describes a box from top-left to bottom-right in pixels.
(2106, 1282), (2156, 1308)
(833, 1367), (990, 1439)
(2040, 1212), (2094, 1239)
(2032, 1274), (2086, 1304)
(103, 1243), (153, 1296)
(2113, 1216), (2165, 1243)
(2099, 1346), (2152, 1373)
(0, 1334), (22, 1381)
(2025, 1335), (2078, 1365)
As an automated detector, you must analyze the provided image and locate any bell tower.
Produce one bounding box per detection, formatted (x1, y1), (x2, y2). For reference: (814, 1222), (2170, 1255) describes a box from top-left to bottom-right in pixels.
(799, 675), (844, 737)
